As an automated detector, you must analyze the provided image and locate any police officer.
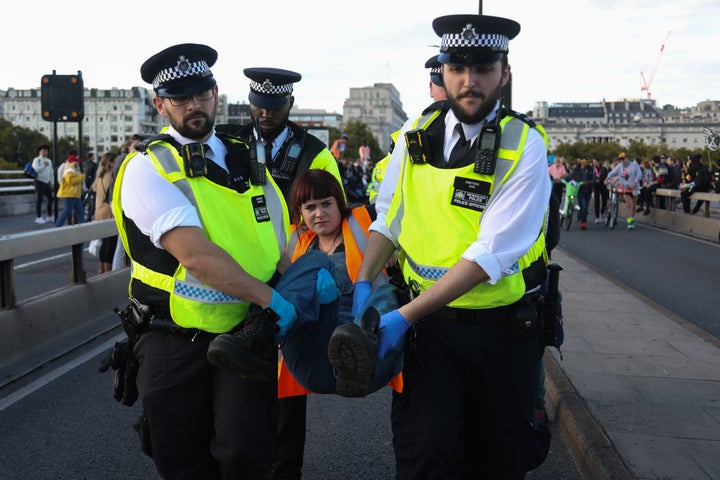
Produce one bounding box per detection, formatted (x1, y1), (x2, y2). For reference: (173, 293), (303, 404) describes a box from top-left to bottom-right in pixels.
(216, 67), (342, 203)
(112, 43), (295, 479)
(367, 55), (448, 205)
(424, 54), (448, 109)
(211, 67), (342, 480)
(337, 14), (552, 478)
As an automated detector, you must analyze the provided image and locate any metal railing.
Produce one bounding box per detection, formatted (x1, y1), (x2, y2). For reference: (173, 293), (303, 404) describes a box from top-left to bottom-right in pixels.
(0, 170), (35, 194)
(0, 218), (130, 374)
(0, 219), (118, 308)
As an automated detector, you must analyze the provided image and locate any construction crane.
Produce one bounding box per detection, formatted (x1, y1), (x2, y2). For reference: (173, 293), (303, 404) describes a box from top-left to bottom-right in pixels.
(640, 30), (671, 99)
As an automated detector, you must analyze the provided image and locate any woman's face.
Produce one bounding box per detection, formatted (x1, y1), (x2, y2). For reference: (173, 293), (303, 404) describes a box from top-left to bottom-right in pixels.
(300, 196), (342, 237)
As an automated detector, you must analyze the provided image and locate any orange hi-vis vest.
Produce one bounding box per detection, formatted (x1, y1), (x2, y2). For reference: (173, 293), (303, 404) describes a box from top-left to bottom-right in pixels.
(278, 206), (403, 397)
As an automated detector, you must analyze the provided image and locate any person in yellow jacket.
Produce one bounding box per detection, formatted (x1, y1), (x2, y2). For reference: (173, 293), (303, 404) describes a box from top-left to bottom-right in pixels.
(54, 151), (86, 227)
(109, 43), (304, 479)
(344, 14), (553, 478)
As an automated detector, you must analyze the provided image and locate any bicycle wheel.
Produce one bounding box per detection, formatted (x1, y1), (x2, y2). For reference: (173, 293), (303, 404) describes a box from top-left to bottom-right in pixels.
(564, 199), (574, 230)
(604, 203), (611, 226)
(610, 199), (619, 229)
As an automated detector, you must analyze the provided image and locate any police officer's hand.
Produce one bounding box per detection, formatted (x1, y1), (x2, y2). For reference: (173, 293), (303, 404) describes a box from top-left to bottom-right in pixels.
(267, 289), (297, 343)
(316, 268), (340, 304)
(378, 309), (411, 358)
(351, 280), (372, 318)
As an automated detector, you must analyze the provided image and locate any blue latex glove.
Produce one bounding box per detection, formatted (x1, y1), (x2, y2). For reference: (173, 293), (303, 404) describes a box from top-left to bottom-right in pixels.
(266, 289), (297, 342)
(351, 280), (372, 318)
(378, 309), (411, 358)
(316, 268), (340, 304)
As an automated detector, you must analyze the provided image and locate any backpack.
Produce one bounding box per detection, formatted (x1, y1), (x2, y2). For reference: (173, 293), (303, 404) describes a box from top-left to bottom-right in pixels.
(24, 162), (38, 179)
(696, 167), (712, 192)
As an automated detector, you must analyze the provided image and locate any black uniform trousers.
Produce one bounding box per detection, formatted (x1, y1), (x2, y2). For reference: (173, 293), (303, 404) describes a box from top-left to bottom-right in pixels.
(269, 395), (308, 479)
(390, 302), (548, 480)
(134, 329), (276, 480)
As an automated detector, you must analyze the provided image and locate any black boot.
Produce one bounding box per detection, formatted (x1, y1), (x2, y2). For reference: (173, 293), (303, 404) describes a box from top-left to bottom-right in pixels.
(327, 307), (380, 397)
(206, 308), (278, 382)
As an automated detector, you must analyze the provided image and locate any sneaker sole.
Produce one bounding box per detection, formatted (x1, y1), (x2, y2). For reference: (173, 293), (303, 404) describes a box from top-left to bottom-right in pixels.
(327, 324), (375, 398)
(207, 335), (275, 382)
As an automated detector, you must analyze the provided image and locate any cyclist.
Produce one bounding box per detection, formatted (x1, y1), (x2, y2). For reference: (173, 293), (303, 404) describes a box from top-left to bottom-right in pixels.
(562, 158), (593, 229)
(605, 152), (642, 230)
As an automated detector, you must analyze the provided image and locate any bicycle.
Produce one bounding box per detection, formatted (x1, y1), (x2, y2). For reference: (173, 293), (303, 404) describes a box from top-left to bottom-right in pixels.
(558, 179), (580, 231)
(83, 189), (96, 222)
(604, 182), (621, 229)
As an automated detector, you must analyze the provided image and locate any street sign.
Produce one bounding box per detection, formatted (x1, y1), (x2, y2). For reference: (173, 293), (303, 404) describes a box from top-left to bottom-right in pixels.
(41, 73), (84, 122)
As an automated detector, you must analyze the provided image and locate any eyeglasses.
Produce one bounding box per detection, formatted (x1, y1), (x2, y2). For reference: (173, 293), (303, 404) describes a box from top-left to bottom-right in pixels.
(166, 89), (215, 107)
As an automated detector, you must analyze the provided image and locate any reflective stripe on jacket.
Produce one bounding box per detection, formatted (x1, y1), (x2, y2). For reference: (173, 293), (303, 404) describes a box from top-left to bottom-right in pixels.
(112, 139), (289, 333)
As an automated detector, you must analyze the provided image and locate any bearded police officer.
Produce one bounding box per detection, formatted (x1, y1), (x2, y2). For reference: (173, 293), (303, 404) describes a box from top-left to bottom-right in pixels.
(336, 14), (552, 478)
(111, 43), (295, 479)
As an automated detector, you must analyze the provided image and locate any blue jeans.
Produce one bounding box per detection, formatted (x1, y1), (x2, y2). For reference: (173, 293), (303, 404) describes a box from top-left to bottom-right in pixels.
(279, 250), (403, 394)
(55, 197), (85, 227)
(578, 188), (591, 223)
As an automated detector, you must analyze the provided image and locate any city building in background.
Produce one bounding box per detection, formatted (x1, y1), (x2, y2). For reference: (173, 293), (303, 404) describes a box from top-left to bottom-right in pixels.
(3, 84), (720, 156)
(534, 99), (720, 151)
(1, 87), (227, 155)
(343, 83), (407, 153)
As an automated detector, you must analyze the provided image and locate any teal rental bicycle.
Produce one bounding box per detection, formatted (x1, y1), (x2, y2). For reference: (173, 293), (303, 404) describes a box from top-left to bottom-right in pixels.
(558, 179), (580, 231)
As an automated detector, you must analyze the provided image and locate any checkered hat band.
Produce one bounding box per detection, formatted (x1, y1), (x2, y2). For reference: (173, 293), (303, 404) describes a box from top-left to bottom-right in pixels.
(250, 80), (293, 96)
(441, 33), (508, 51)
(430, 66), (442, 75)
(153, 60), (211, 88)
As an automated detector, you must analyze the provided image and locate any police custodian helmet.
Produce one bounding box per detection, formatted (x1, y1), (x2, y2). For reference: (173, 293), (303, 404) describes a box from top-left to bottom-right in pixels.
(140, 43), (218, 97)
(432, 14), (520, 66)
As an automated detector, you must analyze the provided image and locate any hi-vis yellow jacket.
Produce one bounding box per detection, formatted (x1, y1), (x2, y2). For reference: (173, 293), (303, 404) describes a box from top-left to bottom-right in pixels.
(112, 137), (289, 333)
(386, 109), (549, 309)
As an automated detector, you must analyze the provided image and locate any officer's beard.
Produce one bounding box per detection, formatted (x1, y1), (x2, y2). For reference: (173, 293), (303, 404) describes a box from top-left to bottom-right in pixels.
(255, 111), (290, 144)
(174, 111), (216, 140)
(448, 76), (503, 125)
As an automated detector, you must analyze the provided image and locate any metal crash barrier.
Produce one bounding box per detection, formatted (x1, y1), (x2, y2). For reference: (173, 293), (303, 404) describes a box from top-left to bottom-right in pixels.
(0, 219), (129, 373)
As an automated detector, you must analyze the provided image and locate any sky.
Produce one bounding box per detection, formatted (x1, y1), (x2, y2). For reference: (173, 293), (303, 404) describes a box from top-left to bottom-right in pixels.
(2, 0), (719, 118)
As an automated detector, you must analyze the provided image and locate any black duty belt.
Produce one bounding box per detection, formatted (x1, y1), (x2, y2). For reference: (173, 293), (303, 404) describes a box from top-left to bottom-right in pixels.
(434, 294), (540, 325)
(435, 304), (513, 325)
(146, 316), (201, 340)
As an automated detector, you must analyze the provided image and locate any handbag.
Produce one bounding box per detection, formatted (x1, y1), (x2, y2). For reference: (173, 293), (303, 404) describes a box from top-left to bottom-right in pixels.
(88, 238), (102, 257)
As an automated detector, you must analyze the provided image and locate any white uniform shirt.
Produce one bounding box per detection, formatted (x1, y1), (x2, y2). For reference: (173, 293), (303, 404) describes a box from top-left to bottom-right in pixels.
(372, 104), (550, 285)
(120, 126), (228, 249)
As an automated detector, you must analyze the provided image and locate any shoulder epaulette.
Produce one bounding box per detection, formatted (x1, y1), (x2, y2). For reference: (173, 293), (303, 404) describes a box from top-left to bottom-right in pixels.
(504, 108), (537, 128)
(135, 133), (176, 153)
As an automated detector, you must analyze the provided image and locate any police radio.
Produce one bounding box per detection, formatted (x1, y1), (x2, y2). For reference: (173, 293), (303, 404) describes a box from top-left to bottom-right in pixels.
(473, 124), (500, 175)
(250, 118), (268, 185)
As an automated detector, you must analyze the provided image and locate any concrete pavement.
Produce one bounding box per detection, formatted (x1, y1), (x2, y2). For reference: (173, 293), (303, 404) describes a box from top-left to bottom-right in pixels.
(545, 248), (720, 480)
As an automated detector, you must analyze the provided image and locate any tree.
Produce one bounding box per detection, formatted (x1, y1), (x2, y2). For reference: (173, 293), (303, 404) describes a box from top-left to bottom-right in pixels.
(329, 120), (381, 164)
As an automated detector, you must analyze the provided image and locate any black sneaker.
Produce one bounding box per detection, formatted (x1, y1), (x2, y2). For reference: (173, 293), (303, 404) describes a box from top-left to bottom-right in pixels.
(207, 308), (277, 382)
(327, 307), (379, 397)
(643, 206), (651, 215)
